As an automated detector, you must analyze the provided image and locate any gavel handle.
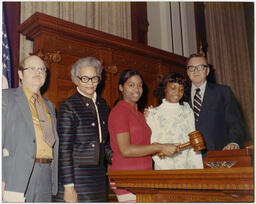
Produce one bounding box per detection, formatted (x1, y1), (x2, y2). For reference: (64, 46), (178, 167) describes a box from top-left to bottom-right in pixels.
(157, 141), (191, 158)
(178, 141), (191, 149)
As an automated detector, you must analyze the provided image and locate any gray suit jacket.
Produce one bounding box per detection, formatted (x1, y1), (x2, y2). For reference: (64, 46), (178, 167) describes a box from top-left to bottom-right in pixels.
(2, 87), (59, 195)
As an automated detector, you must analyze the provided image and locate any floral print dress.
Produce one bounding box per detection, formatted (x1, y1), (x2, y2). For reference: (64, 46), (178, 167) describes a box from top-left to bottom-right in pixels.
(146, 99), (203, 170)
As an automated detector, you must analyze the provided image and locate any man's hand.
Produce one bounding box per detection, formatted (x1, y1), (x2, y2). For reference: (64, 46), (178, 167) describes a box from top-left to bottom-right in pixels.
(222, 143), (239, 150)
(64, 186), (78, 202)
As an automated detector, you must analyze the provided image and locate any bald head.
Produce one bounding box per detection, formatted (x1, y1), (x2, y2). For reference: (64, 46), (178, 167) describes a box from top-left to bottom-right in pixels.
(19, 55), (45, 71)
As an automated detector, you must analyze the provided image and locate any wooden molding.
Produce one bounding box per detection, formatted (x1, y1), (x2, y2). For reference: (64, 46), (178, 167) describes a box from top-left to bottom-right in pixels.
(18, 12), (186, 66)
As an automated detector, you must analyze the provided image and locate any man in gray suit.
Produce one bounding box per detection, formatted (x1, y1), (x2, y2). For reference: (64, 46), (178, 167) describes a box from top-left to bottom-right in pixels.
(2, 55), (59, 202)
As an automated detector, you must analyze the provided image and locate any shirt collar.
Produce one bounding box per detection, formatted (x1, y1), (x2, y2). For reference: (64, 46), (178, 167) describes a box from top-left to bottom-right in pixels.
(77, 87), (97, 103)
(22, 85), (42, 101)
(118, 100), (139, 112)
(192, 81), (207, 95)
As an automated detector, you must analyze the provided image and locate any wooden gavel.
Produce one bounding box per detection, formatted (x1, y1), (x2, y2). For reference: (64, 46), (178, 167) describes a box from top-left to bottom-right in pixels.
(158, 130), (206, 158)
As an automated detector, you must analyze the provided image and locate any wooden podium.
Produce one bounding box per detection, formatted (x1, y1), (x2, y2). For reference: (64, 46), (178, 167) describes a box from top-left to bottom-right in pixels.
(107, 149), (254, 202)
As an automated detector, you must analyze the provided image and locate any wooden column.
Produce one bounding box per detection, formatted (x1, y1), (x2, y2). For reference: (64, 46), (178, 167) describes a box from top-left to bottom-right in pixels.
(131, 2), (148, 45)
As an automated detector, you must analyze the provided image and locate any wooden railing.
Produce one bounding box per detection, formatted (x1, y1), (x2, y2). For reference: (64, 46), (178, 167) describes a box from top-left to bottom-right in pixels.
(107, 149), (254, 202)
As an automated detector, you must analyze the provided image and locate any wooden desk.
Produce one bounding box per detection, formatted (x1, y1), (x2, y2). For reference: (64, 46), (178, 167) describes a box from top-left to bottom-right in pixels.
(107, 167), (254, 202)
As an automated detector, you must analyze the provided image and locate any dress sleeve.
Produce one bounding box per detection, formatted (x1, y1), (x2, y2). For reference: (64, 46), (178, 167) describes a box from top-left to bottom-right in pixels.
(57, 102), (76, 185)
(146, 109), (159, 144)
(109, 108), (130, 135)
(223, 86), (245, 146)
(146, 109), (163, 169)
(187, 105), (196, 134)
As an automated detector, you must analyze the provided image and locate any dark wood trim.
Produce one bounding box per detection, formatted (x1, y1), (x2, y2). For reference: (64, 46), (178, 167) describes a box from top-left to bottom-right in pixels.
(3, 2), (21, 88)
(131, 2), (148, 45)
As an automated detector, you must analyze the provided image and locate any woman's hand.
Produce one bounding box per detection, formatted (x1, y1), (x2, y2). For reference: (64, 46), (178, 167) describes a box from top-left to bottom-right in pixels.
(158, 143), (180, 158)
(143, 105), (153, 118)
(64, 186), (78, 202)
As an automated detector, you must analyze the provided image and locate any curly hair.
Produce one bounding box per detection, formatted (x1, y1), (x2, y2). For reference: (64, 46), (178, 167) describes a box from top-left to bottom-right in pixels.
(70, 57), (103, 84)
(153, 72), (188, 105)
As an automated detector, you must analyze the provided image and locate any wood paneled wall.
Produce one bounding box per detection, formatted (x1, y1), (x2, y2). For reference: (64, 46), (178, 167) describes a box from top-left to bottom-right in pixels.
(19, 12), (187, 110)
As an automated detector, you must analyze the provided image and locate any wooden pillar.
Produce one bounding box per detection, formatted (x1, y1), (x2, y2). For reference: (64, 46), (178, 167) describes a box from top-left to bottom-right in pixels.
(194, 2), (207, 56)
(131, 2), (148, 45)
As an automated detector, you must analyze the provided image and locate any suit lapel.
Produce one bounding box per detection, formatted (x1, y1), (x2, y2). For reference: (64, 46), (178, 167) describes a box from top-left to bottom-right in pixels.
(199, 83), (215, 116)
(15, 87), (35, 138)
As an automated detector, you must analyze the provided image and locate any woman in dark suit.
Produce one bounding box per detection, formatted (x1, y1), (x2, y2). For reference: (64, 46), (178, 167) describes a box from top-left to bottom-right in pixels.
(54, 57), (112, 202)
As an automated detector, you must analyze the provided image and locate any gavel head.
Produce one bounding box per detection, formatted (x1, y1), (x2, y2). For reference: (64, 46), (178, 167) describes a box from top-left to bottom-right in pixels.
(188, 130), (206, 151)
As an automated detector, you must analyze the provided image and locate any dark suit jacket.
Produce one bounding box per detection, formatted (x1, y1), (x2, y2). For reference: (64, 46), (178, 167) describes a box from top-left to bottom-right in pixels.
(2, 87), (59, 195)
(57, 92), (113, 185)
(188, 82), (245, 155)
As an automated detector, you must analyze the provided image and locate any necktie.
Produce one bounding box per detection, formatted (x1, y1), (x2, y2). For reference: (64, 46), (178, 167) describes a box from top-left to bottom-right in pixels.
(193, 88), (202, 122)
(33, 94), (56, 147)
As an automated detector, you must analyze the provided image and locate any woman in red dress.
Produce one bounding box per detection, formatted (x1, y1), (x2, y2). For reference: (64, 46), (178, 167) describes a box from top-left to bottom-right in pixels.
(108, 69), (179, 202)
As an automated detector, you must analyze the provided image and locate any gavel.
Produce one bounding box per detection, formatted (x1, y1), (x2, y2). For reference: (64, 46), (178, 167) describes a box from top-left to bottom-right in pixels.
(158, 130), (206, 158)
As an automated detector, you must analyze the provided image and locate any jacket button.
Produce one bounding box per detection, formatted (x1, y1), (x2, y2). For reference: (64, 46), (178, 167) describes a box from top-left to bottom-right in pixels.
(91, 144), (95, 148)
(91, 122), (95, 126)
(86, 103), (89, 107)
(102, 121), (105, 125)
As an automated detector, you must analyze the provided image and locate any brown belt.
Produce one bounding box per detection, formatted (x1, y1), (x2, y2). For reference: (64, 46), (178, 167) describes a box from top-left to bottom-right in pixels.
(35, 158), (52, 163)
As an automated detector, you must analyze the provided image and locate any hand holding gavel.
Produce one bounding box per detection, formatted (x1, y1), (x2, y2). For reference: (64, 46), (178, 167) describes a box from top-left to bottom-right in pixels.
(158, 130), (205, 158)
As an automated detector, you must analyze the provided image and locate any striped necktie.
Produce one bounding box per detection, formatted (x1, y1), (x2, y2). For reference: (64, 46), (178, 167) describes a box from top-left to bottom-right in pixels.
(33, 94), (56, 147)
(193, 88), (202, 122)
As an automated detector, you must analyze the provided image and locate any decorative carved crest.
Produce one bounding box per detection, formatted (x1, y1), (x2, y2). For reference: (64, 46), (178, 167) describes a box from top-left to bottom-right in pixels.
(30, 49), (62, 67)
(104, 65), (118, 74)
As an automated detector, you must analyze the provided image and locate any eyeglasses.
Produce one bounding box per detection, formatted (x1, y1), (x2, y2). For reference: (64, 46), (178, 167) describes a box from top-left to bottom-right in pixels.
(186, 64), (208, 72)
(77, 75), (101, 83)
(23, 67), (47, 73)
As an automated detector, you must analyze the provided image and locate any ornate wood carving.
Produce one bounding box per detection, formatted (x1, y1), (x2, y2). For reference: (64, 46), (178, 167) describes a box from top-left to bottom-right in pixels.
(203, 148), (253, 168)
(105, 65), (118, 74)
(30, 49), (62, 68)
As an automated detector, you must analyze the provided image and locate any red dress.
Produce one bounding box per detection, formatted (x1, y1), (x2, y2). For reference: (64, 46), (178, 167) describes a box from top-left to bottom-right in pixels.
(108, 100), (152, 171)
(108, 100), (152, 199)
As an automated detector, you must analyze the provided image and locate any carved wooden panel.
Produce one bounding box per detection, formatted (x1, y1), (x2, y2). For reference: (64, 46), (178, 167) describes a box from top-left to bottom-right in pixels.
(19, 12), (187, 110)
(107, 167), (254, 202)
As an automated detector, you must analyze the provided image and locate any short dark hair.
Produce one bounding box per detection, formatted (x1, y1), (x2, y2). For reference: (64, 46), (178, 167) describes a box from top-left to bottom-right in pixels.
(154, 72), (188, 105)
(186, 53), (208, 65)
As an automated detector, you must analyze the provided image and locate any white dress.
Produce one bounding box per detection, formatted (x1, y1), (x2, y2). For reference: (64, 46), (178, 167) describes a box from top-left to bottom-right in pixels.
(146, 99), (203, 170)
